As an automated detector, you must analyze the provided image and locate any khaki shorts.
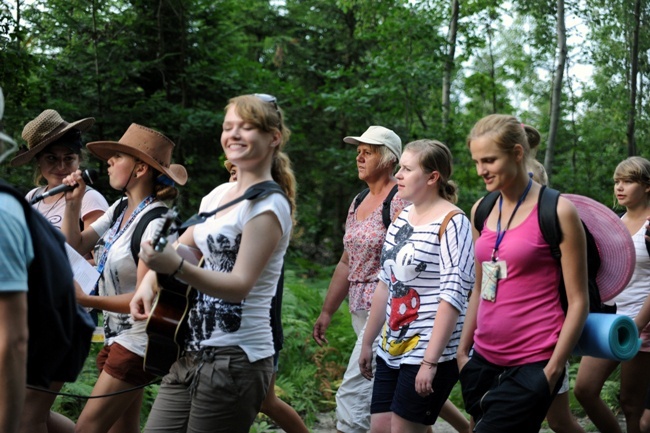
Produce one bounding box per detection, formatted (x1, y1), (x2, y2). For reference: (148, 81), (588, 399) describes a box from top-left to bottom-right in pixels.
(144, 346), (273, 433)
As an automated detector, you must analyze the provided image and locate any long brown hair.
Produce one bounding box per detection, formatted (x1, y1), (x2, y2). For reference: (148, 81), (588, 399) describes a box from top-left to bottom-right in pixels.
(226, 95), (297, 224)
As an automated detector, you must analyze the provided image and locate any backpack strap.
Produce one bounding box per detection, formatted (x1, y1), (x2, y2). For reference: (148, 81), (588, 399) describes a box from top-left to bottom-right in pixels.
(353, 188), (370, 211)
(110, 198), (128, 227)
(353, 184), (399, 230)
(473, 191), (500, 233)
(382, 184), (399, 229)
(537, 186), (562, 261)
(130, 206), (170, 266)
(439, 210), (464, 239)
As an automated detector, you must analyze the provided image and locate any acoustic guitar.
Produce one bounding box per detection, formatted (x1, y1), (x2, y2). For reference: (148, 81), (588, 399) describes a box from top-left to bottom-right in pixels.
(143, 209), (202, 376)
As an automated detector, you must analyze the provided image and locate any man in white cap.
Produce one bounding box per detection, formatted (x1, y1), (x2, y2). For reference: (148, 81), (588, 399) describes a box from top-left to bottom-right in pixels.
(0, 87), (30, 433)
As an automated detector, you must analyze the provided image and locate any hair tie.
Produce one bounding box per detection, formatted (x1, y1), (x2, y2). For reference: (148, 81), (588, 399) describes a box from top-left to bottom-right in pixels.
(156, 174), (175, 186)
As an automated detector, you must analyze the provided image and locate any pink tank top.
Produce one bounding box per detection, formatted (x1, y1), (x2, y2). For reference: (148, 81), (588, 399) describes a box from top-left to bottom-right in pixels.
(474, 204), (564, 366)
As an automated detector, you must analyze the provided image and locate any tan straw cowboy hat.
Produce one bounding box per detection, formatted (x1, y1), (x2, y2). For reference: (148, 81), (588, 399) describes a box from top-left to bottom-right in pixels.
(87, 123), (188, 185)
(11, 109), (95, 167)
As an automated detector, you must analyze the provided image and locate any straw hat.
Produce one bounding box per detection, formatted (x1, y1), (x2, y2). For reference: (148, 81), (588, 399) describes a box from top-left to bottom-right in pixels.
(86, 123), (187, 185)
(564, 194), (635, 302)
(11, 109), (95, 167)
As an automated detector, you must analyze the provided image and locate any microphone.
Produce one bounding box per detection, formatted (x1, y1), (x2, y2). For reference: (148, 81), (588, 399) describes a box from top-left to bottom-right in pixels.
(30, 169), (99, 204)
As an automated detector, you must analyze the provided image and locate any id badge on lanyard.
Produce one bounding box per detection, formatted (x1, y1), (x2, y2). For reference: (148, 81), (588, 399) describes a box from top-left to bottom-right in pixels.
(481, 260), (507, 302)
(481, 178), (532, 303)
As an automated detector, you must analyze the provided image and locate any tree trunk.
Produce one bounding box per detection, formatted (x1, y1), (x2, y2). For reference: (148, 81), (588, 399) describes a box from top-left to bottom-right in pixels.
(544, 0), (567, 186)
(626, 0), (641, 157)
(442, 0), (459, 141)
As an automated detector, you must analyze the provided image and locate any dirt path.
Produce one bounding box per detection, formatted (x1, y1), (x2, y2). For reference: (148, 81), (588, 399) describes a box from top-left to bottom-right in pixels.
(274, 411), (628, 433)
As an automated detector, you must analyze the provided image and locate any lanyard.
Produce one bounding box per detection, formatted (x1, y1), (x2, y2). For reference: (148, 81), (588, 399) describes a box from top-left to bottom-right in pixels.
(96, 195), (156, 276)
(492, 178), (532, 261)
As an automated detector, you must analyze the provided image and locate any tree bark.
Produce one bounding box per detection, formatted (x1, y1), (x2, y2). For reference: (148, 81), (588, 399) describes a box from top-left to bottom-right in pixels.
(442, 0), (459, 141)
(626, 0), (641, 157)
(544, 0), (567, 186)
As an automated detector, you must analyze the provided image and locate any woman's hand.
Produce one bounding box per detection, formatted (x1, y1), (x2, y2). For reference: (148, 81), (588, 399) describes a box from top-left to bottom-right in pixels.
(415, 364), (437, 397)
(73, 280), (91, 308)
(62, 169), (87, 203)
(130, 271), (158, 321)
(139, 238), (183, 275)
(358, 344), (374, 380)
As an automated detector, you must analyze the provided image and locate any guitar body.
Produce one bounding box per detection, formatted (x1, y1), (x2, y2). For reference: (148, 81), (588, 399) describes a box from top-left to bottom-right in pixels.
(141, 210), (203, 376)
(143, 273), (196, 376)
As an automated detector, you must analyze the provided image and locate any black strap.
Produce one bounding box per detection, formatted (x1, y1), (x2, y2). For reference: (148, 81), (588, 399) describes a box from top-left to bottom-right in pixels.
(130, 207), (169, 265)
(537, 186), (562, 260)
(473, 191), (499, 234)
(110, 199), (177, 265)
(381, 184), (399, 228)
(110, 198), (128, 226)
(181, 181), (287, 229)
(353, 184), (399, 230)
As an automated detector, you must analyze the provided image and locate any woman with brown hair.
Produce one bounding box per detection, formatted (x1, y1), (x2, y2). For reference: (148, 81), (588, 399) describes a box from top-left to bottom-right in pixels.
(131, 93), (297, 432)
(61, 123), (187, 433)
(11, 110), (109, 433)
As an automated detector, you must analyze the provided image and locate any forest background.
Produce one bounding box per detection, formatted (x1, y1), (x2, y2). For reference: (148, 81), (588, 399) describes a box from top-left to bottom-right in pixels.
(1, 0), (649, 430)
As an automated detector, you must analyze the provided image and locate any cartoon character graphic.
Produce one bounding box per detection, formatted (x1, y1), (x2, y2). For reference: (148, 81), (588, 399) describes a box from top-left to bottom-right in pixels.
(380, 224), (426, 356)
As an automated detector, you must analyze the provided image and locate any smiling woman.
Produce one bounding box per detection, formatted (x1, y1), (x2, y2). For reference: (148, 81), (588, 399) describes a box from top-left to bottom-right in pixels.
(459, 114), (589, 433)
(130, 94), (297, 433)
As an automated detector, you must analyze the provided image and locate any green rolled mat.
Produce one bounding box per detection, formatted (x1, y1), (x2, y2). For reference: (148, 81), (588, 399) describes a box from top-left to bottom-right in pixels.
(573, 313), (641, 361)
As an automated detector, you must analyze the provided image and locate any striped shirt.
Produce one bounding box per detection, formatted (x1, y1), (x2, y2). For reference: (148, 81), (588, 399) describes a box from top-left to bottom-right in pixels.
(377, 206), (475, 367)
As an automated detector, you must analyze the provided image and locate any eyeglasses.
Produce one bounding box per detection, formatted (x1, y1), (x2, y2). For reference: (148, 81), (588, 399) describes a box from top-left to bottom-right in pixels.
(254, 93), (282, 131)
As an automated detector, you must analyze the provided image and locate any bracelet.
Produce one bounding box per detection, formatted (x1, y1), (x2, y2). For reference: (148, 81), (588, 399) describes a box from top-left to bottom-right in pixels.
(420, 359), (438, 369)
(170, 258), (185, 278)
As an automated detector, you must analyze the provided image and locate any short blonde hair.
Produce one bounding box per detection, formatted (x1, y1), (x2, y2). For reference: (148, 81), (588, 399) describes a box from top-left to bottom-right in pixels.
(614, 156), (650, 189)
(527, 159), (548, 186)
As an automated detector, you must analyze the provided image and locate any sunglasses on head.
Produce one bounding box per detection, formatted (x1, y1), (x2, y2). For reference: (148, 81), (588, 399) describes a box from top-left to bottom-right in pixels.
(254, 93), (282, 130)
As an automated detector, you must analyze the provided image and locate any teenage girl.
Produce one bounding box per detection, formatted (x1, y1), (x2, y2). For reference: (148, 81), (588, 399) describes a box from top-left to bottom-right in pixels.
(359, 139), (474, 433)
(61, 124), (187, 433)
(574, 156), (650, 433)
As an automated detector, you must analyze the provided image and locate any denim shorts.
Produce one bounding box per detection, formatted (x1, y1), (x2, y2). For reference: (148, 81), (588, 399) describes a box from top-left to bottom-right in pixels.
(371, 356), (459, 426)
(459, 351), (563, 433)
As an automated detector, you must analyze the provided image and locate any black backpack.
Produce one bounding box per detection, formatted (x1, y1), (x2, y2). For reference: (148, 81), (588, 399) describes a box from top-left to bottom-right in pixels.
(0, 180), (94, 388)
(474, 186), (614, 314)
(110, 199), (182, 265)
(353, 184), (399, 229)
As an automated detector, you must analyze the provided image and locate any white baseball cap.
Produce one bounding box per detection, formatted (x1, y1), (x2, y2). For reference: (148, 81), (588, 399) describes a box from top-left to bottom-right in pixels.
(344, 126), (402, 160)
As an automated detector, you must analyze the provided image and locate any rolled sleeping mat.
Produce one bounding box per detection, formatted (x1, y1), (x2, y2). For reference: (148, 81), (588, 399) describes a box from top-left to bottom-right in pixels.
(573, 313), (641, 361)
